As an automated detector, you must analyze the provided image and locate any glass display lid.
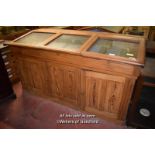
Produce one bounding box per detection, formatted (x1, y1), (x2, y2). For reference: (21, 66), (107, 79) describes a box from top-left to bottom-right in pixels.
(88, 38), (139, 60)
(8, 28), (145, 65)
(15, 32), (53, 45)
(46, 34), (89, 51)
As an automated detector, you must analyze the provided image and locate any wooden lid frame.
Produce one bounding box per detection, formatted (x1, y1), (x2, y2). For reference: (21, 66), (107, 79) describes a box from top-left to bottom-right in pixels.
(6, 28), (146, 66)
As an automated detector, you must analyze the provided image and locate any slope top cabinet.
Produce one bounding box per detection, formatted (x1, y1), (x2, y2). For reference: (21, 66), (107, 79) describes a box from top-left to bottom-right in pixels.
(6, 28), (145, 124)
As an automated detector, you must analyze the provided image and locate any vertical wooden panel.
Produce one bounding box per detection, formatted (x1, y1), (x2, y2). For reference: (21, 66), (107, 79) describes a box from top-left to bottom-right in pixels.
(17, 57), (47, 93)
(50, 65), (64, 98)
(85, 71), (126, 119)
(105, 81), (124, 113)
(63, 69), (78, 101)
(47, 62), (81, 106)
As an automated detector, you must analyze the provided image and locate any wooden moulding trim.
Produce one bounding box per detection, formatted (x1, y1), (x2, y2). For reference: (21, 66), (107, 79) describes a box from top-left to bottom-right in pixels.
(6, 28), (145, 66)
(12, 44), (139, 77)
(41, 32), (94, 52)
(12, 28), (145, 43)
(12, 47), (139, 79)
(11, 29), (57, 46)
(8, 43), (144, 67)
(14, 47), (139, 78)
(12, 30), (33, 42)
(86, 71), (126, 83)
(81, 51), (144, 66)
(37, 33), (62, 46)
(12, 43), (82, 56)
(79, 34), (98, 52)
(35, 28), (145, 40)
(83, 35), (145, 66)
(35, 28), (96, 36)
(137, 38), (146, 65)
(33, 28), (63, 33)
(97, 33), (143, 42)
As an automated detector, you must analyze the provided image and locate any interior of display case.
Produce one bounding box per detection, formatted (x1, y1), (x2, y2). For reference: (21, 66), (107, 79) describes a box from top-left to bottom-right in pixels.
(15, 32), (54, 45)
(46, 34), (89, 51)
(88, 38), (138, 60)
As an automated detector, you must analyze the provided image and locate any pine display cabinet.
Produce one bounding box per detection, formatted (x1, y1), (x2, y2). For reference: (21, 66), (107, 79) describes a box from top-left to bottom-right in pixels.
(6, 28), (145, 124)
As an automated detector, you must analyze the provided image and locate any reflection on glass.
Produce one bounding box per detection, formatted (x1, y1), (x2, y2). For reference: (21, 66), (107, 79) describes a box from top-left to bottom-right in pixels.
(46, 34), (89, 51)
(15, 32), (53, 45)
(89, 39), (138, 59)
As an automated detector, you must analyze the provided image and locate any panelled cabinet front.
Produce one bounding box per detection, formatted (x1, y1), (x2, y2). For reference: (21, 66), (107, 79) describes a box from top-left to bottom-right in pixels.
(16, 55), (135, 123)
(17, 57), (48, 94)
(8, 28), (145, 124)
(47, 62), (81, 107)
(84, 71), (129, 121)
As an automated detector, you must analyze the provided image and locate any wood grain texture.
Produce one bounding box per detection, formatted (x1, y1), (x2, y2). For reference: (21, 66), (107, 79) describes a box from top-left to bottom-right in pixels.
(47, 62), (81, 107)
(85, 71), (125, 120)
(8, 28), (145, 124)
(17, 57), (48, 94)
(10, 45), (142, 124)
(11, 47), (140, 78)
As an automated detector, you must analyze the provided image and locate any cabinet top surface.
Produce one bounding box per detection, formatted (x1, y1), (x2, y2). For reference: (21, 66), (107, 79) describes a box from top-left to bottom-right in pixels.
(14, 32), (54, 45)
(7, 28), (146, 66)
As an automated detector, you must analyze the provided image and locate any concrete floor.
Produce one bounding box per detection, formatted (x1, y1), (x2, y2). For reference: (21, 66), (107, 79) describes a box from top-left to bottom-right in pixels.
(0, 82), (127, 129)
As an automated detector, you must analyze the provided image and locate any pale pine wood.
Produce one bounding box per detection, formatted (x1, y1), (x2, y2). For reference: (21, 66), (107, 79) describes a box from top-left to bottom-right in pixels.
(10, 46), (140, 124)
(7, 28), (145, 66)
(85, 71), (126, 120)
(11, 47), (139, 78)
(17, 57), (48, 94)
(7, 28), (146, 124)
(47, 62), (81, 107)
